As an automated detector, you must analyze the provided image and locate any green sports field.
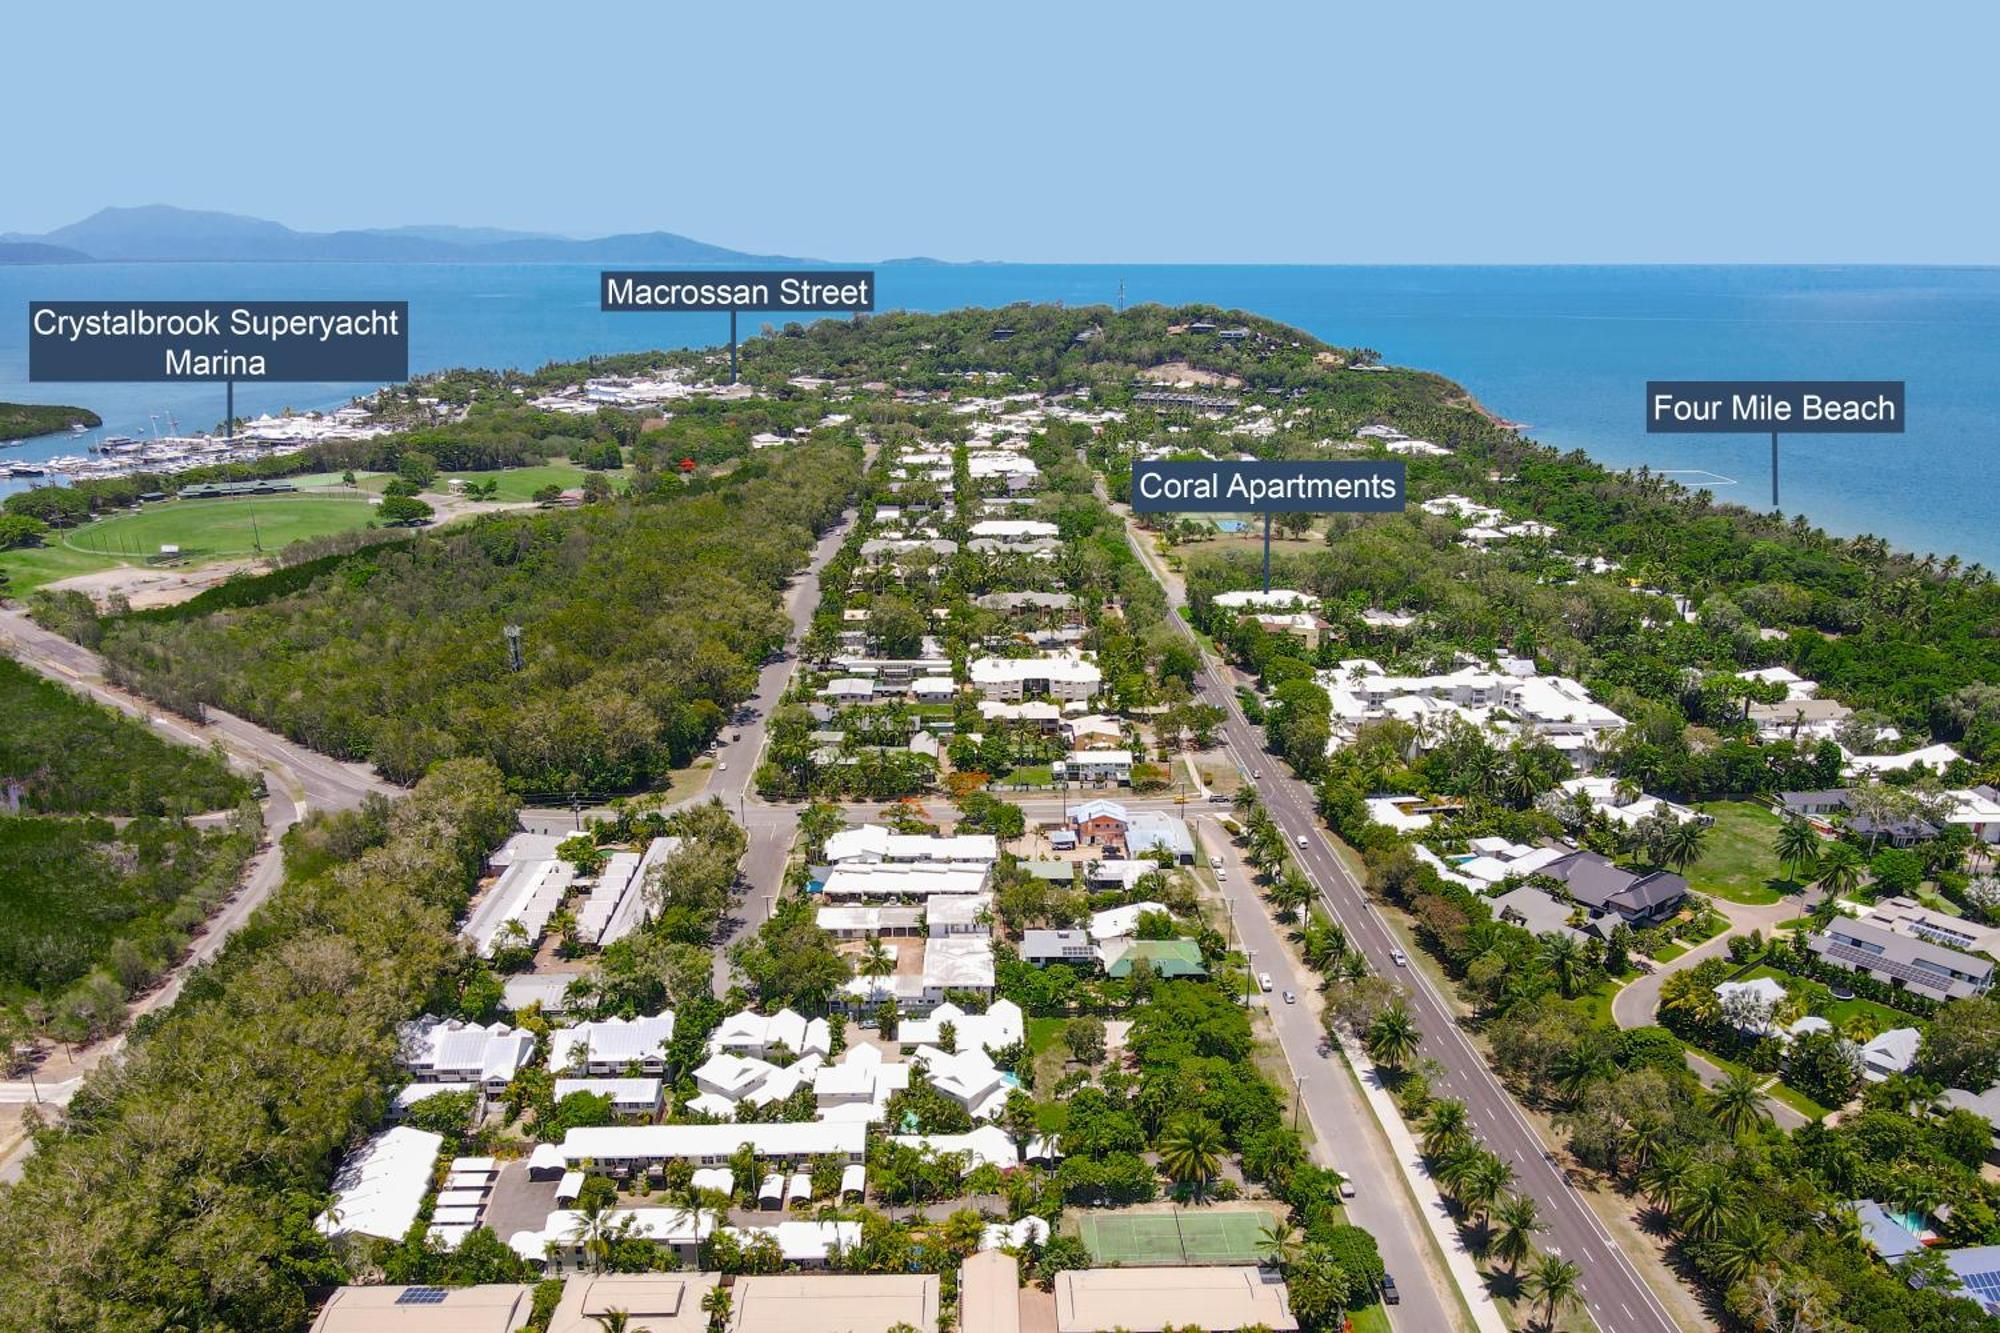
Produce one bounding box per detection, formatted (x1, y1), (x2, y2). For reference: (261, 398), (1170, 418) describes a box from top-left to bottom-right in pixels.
(63, 495), (378, 561)
(2, 495), (383, 596)
(1076, 1207), (1278, 1265)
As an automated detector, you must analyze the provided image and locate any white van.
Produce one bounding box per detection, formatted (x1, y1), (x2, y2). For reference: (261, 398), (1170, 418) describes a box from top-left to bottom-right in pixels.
(1295, 834), (1309, 849)
(1258, 972), (1274, 993)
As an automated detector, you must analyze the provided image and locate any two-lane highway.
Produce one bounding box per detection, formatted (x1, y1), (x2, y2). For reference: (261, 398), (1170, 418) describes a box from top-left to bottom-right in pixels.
(1120, 514), (1689, 1333)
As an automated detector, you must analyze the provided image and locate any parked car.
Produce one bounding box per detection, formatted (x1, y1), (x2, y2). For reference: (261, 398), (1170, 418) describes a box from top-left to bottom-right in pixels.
(1258, 972), (1274, 993)
(1338, 1178), (1356, 1199)
(1209, 855), (1224, 869)
(1381, 1275), (1399, 1305)
(1216, 868), (1228, 881)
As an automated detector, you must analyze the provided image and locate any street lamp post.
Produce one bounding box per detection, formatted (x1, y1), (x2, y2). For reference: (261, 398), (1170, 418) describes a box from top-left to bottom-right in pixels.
(1293, 1075), (1306, 1131)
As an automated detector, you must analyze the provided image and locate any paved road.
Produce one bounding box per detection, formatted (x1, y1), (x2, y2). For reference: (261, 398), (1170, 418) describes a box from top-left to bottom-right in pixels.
(1611, 894), (1808, 1130)
(709, 510), (862, 990)
(1117, 515), (1690, 1333)
(1198, 810), (1473, 1333)
(0, 607), (399, 1177)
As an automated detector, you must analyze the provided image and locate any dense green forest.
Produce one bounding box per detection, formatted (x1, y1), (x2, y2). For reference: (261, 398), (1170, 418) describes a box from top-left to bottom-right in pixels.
(39, 442), (860, 794)
(0, 761), (518, 1333)
(0, 656), (249, 814)
(0, 400), (99, 442)
(0, 814), (254, 1013)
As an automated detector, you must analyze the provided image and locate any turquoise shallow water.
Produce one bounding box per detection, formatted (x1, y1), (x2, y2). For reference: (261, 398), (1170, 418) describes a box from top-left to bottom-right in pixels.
(2, 262), (1994, 564)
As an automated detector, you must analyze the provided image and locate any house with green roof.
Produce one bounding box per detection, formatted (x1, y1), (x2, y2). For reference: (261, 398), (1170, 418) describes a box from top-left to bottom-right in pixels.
(1104, 939), (1206, 979)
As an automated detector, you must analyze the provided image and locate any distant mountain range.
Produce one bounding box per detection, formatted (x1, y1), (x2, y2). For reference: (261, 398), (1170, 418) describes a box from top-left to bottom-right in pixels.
(0, 205), (815, 265)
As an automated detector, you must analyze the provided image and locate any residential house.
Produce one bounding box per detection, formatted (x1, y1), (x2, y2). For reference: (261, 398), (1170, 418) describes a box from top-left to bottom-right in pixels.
(1808, 917), (1994, 1001)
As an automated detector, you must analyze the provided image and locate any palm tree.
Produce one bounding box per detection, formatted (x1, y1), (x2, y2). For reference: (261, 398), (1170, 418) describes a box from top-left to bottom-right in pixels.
(700, 1284), (732, 1333)
(1639, 1147), (1693, 1217)
(1492, 1193), (1544, 1273)
(1675, 1166), (1741, 1241)
(1526, 1254), (1582, 1331)
(1537, 933), (1589, 999)
(1158, 1117), (1227, 1200)
(588, 1311), (654, 1333)
(1463, 1154), (1515, 1229)
(1776, 816), (1821, 885)
(1708, 1072), (1771, 1139)
(860, 935), (893, 982)
(1421, 1099), (1473, 1160)
(1256, 1219), (1304, 1270)
(1366, 1003), (1422, 1071)
(1662, 818), (1709, 873)
(568, 1195), (628, 1274)
(1709, 1215), (1783, 1286)
(1821, 1202), (1866, 1252)
(1271, 868), (1314, 921)
(1816, 841), (1864, 899)
(1434, 1146), (1487, 1206)
(1620, 1114), (1669, 1178)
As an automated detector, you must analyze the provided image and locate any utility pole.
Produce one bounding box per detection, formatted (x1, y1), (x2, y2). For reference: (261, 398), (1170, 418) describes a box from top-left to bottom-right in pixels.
(1293, 1075), (1307, 1130)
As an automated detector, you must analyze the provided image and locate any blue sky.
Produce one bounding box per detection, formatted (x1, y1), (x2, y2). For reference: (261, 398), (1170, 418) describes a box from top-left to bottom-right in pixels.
(14, 0), (1997, 263)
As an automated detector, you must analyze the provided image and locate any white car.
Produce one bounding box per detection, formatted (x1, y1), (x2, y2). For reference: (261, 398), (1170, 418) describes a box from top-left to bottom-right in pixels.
(1216, 867), (1228, 881)
(1295, 834), (1309, 849)
(718, 762), (728, 771)
(1283, 990), (1296, 1004)
(1209, 854), (1224, 869)
(1258, 972), (1274, 993)
(1390, 947), (1407, 967)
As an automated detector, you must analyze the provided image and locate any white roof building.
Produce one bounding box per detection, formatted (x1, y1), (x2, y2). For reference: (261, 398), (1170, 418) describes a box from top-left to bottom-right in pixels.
(1846, 743), (1965, 777)
(558, 1122), (867, 1171)
(399, 1018), (535, 1089)
(895, 999), (1024, 1054)
(1212, 589), (1319, 610)
(968, 653), (1102, 701)
(1088, 902), (1169, 946)
(553, 1077), (665, 1117)
(550, 1014), (677, 1076)
(890, 1126), (1019, 1172)
(818, 863), (992, 900)
(824, 826), (1000, 865)
(316, 1125), (443, 1241)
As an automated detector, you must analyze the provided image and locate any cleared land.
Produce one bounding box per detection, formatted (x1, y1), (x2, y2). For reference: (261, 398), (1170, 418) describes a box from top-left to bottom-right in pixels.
(1683, 800), (1795, 905)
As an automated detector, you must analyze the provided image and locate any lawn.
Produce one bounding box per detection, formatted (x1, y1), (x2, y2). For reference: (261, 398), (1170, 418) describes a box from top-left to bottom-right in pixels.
(442, 461), (629, 501)
(1650, 940), (1689, 962)
(60, 496), (378, 564)
(0, 540), (124, 596)
(1683, 801), (1800, 905)
(1768, 1081), (1835, 1121)
(1026, 1017), (1067, 1055)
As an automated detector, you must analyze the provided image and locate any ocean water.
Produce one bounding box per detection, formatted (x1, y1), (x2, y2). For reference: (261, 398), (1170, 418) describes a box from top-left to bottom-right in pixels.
(2, 262), (1994, 565)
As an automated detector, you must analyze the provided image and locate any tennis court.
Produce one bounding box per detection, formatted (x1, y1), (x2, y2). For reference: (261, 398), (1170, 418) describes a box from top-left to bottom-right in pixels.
(1076, 1208), (1277, 1265)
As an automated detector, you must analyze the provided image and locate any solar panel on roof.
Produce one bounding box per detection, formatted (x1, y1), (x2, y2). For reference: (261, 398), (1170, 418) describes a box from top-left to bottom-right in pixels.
(396, 1286), (448, 1305)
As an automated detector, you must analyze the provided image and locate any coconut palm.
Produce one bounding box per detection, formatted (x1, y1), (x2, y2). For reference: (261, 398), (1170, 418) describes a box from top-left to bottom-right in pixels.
(568, 1195), (632, 1274)
(1366, 1003), (1422, 1071)
(1709, 1215), (1783, 1286)
(1421, 1099), (1473, 1160)
(1708, 1071), (1771, 1138)
(1821, 1202), (1866, 1251)
(588, 1311), (653, 1333)
(1491, 1193), (1544, 1273)
(1620, 1113), (1669, 1177)
(1257, 1220), (1304, 1270)
(1270, 868), (1314, 921)
(1537, 933), (1589, 999)
(1816, 842), (1864, 898)
(1158, 1116), (1227, 1200)
(860, 935), (894, 981)
(1463, 1154), (1516, 1229)
(1676, 1166), (1741, 1241)
(1526, 1254), (1582, 1330)
(1434, 1146), (1487, 1206)
(1638, 1147), (1693, 1217)
(1662, 818), (1709, 873)
(1776, 816), (1822, 885)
